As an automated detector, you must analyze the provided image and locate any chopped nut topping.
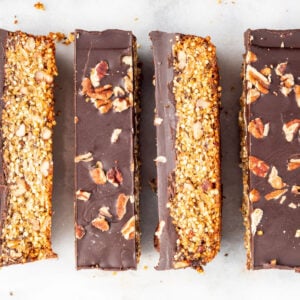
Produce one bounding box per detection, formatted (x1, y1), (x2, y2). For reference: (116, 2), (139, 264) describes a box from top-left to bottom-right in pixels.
(245, 51), (257, 63)
(268, 166), (285, 189)
(116, 193), (129, 220)
(113, 86), (125, 97)
(112, 98), (130, 112)
(248, 118), (269, 139)
(246, 88), (260, 104)
(91, 217), (109, 232)
(288, 158), (300, 171)
(294, 85), (300, 107)
(98, 206), (112, 218)
(246, 65), (270, 94)
(121, 216), (135, 240)
(111, 128), (122, 144)
(121, 55), (132, 66)
(123, 75), (133, 93)
(106, 167), (123, 186)
(76, 190), (91, 201)
(260, 67), (271, 77)
(291, 185), (300, 195)
(154, 156), (167, 163)
(257, 230), (264, 236)
(251, 208), (263, 235)
(275, 62), (287, 76)
(289, 203), (297, 209)
(281, 73), (294, 88)
(90, 61), (108, 88)
(265, 189), (288, 201)
(75, 224), (85, 239)
(249, 156), (269, 177)
(34, 2), (45, 10)
(249, 189), (260, 202)
(283, 119), (300, 142)
(154, 117), (163, 126)
(75, 152), (93, 163)
(89, 161), (107, 185)
(270, 259), (277, 265)
(295, 230), (300, 238)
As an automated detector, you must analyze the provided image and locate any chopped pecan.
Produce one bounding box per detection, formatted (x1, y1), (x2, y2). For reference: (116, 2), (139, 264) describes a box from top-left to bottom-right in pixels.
(249, 156), (269, 177)
(113, 98), (130, 112)
(116, 193), (129, 220)
(106, 167), (123, 187)
(123, 75), (133, 93)
(98, 101), (113, 114)
(291, 185), (300, 195)
(246, 65), (270, 94)
(283, 119), (300, 142)
(89, 161), (107, 185)
(91, 217), (109, 232)
(121, 55), (132, 66)
(249, 189), (260, 202)
(248, 118), (269, 139)
(113, 86), (125, 97)
(154, 117), (163, 126)
(260, 67), (271, 77)
(251, 208), (263, 235)
(75, 152), (93, 163)
(295, 230), (300, 238)
(288, 157), (300, 171)
(265, 189), (288, 201)
(154, 220), (165, 251)
(294, 85), (300, 108)
(121, 216), (135, 240)
(245, 51), (257, 63)
(154, 156), (167, 163)
(111, 128), (122, 144)
(289, 203), (297, 209)
(90, 61), (108, 87)
(281, 73), (294, 88)
(268, 166), (286, 189)
(75, 224), (85, 239)
(275, 62), (287, 76)
(76, 190), (91, 201)
(246, 88), (260, 104)
(99, 206), (112, 218)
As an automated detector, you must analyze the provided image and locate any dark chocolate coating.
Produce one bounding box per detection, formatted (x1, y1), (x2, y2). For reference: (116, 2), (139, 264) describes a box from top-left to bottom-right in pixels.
(245, 29), (300, 269)
(150, 31), (178, 270)
(75, 29), (136, 270)
(0, 29), (8, 248)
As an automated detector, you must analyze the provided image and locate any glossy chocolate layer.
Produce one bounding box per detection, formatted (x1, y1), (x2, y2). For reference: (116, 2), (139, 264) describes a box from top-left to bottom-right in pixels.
(75, 29), (138, 270)
(244, 29), (300, 269)
(150, 31), (178, 270)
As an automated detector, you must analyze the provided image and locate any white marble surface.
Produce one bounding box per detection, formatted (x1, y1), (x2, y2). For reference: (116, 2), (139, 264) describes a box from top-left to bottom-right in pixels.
(0, 0), (300, 299)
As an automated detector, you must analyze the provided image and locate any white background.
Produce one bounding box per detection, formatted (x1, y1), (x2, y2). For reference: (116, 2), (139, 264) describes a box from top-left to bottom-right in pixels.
(0, 0), (300, 299)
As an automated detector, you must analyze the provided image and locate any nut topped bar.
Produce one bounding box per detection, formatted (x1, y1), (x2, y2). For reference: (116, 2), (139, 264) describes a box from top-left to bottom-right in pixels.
(150, 31), (221, 272)
(0, 30), (57, 266)
(75, 30), (140, 270)
(241, 29), (300, 270)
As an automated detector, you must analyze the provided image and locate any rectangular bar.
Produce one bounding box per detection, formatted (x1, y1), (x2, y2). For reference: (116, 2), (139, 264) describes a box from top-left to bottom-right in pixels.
(0, 29), (57, 266)
(150, 31), (221, 272)
(74, 29), (140, 270)
(241, 29), (300, 270)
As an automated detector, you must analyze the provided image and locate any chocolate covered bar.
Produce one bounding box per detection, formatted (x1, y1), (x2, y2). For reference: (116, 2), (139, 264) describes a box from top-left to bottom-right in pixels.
(75, 30), (140, 270)
(150, 31), (221, 271)
(0, 30), (57, 266)
(241, 29), (300, 270)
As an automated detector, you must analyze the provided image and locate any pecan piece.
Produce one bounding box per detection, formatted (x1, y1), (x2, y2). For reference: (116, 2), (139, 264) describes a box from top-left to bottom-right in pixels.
(275, 62), (287, 76)
(288, 158), (300, 171)
(75, 224), (85, 239)
(283, 119), (300, 142)
(106, 167), (123, 187)
(75, 152), (93, 163)
(251, 208), (263, 235)
(123, 75), (133, 93)
(121, 55), (132, 66)
(90, 61), (108, 87)
(248, 118), (269, 139)
(89, 161), (107, 185)
(291, 185), (300, 195)
(246, 65), (270, 94)
(249, 189), (260, 202)
(154, 156), (167, 163)
(245, 51), (257, 63)
(249, 156), (269, 177)
(76, 190), (91, 201)
(295, 230), (300, 238)
(268, 166), (285, 189)
(294, 85), (300, 108)
(154, 220), (165, 252)
(246, 88), (260, 104)
(116, 193), (129, 220)
(91, 217), (109, 232)
(281, 73), (294, 88)
(260, 67), (271, 77)
(113, 86), (125, 97)
(99, 206), (112, 218)
(111, 129), (122, 144)
(121, 216), (135, 240)
(265, 189), (288, 201)
(112, 98), (130, 112)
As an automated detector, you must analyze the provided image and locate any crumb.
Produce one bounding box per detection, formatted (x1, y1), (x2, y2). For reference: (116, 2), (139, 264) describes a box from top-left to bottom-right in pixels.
(224, 253), (228, 257)
(34, 2), (45, 10)
(49, 32), (75, 46)
(217, 0), (222, 3)
(137, 43), (141, 49)
(63, 33), (75, 45)
(134, 17), (139, 22)
(149, 178), (157, 193)
(112, 271), (117, 276)
(143, 265), (148, 270)
(13, 15), (18, 24)
(56, 110), (61, 117)
(9, 291), (14, 296)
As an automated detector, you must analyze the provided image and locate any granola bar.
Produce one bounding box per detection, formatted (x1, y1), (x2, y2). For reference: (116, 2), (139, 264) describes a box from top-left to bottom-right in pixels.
(241, 29), (300, 270)
(150, 31), (222, 272)
(74, 29), (140, 270)
(0, 29), (57, 266)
